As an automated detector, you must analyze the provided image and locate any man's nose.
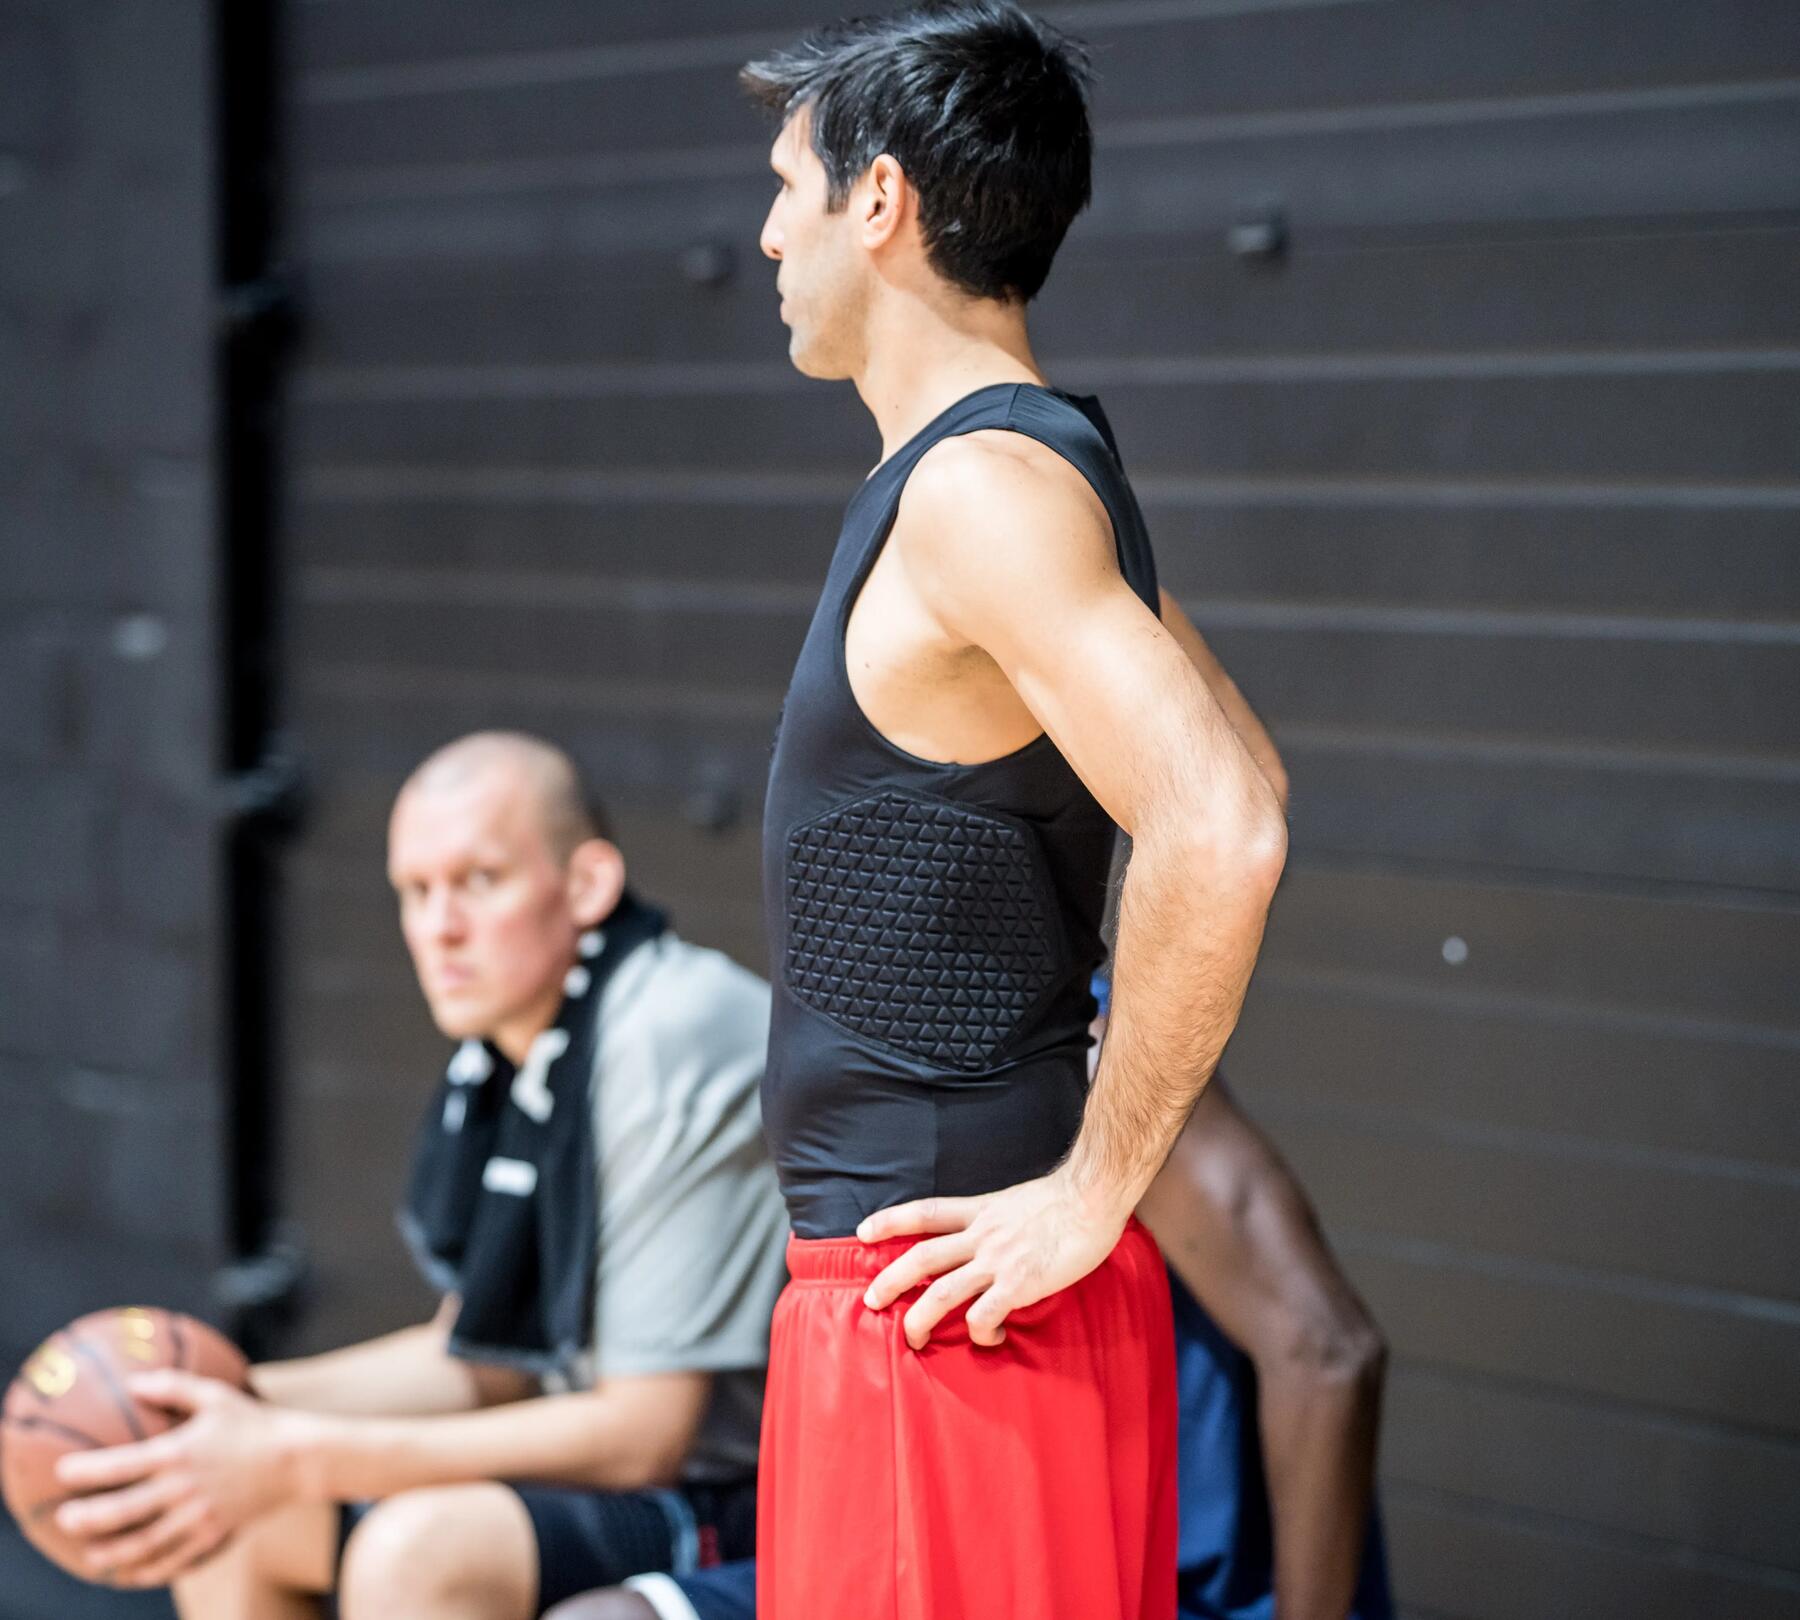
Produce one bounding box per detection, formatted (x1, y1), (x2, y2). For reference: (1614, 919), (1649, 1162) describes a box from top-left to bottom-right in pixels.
(760, 209), (783, 262)
(421, 887), (466, 939)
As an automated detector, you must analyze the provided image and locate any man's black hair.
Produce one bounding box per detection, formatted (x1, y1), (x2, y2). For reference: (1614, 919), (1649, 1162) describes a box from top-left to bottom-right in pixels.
(741, 2), (1093, 304)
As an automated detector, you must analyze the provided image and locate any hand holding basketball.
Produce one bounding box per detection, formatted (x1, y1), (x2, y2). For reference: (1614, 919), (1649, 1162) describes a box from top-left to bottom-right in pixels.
(1, 1307), (249, 1585)
(50, 1367), (302, 1588)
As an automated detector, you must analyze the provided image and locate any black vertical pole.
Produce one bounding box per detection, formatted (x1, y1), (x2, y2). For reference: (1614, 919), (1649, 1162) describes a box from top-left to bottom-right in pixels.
(214, 0), (305, 1357)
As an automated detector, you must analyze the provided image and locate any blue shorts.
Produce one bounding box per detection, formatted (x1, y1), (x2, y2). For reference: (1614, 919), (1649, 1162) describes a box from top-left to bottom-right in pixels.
(626, 1559), (757, 1620)
(340, 1482), (755, 1615)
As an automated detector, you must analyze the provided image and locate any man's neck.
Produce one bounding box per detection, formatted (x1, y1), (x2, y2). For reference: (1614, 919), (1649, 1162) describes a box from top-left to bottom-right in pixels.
(853, 295), (1046, 465)
(489, 970), (574, 1067)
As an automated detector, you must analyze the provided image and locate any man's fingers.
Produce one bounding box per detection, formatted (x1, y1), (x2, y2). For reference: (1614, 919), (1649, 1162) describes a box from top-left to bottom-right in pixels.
(55, 1434), (177, 1492)
(965, 1287), (1014, 1349)
(125, 1369), (214, 1415)
(57, 1472), (187, 1540)
(857, 1196), (979, 1244)
(103, 1510), (228, 1590)
(901, 1263), (992, 1350)
(84, 1493), (212, 1582)
(863, 1233), (977, 1311)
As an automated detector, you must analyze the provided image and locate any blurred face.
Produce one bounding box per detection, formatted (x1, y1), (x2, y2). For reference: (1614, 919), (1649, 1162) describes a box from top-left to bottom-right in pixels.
(387, 771), (606, 1056)
(759, 108), (868, 379)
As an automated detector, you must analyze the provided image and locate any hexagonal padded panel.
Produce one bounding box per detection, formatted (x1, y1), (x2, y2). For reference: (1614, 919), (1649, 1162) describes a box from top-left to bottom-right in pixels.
(785, 791), (1061, 1071)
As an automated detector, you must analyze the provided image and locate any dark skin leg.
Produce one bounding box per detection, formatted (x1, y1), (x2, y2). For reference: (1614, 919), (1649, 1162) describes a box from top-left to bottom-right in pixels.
(1136, 1079), (1385, 1620)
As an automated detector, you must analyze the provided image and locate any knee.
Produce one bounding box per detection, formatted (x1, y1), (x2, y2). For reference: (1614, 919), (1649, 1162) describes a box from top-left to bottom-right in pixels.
(340, 1485), (530, 1620)
(171, 1531), (257, 1614)
(340, 1491), (456, 1614)
(174, 1502), (334, 1615)
(542, 1592), (660, 1620)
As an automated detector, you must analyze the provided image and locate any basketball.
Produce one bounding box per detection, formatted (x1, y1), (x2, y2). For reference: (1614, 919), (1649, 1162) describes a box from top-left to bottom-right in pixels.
(0, 1307), (249, 1582)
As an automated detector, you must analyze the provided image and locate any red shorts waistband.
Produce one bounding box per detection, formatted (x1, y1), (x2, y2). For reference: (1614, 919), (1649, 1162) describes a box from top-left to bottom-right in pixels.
(782, 1231), (917, 1284)
(783, 1215), (1154, 1285)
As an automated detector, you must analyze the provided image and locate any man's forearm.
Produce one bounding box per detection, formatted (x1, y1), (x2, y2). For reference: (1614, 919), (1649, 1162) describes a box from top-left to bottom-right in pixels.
(252, 1299), (536, 1417)
(251, 1322), (487, 1416)
(283, 1387), (696, 1502)
(1259, 1356), (1383, 1620)
(1063, 823), (1283, 1215)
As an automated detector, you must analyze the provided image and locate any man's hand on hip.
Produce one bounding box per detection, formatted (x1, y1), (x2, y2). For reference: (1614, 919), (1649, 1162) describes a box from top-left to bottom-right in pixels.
(858, 1170), (1130, 1349)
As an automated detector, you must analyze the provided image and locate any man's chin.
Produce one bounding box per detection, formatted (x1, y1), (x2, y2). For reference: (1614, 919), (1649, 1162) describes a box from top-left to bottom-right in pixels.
(424, 998), (498, 1042)
(788, 332), (847, 382)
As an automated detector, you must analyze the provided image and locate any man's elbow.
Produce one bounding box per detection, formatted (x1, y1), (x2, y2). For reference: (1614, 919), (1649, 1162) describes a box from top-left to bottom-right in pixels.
(1280, 1310), (1387, 1400)
(1173, 793), (1287, 903)
(1262, 757), (1292, 817)
(1244, 801), (1288, 893)
(604, 1431), (692, 1492)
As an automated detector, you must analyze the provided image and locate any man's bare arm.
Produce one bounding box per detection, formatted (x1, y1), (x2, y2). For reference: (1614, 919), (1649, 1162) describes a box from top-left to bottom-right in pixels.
(1139, 1086), (1385, 1620)
(281, 1370), (713, 1498)
(1159, 589), (1289, 812)
(55, 1365), (715, 1578)
(860, 433), (1288, 1346)
(250, 1296), (535, 1416)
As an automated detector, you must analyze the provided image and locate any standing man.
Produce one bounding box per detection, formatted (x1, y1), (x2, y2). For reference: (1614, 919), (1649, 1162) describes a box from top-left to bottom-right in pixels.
(51, 733), (787, 1618)
(741, 7), (1289, 1617)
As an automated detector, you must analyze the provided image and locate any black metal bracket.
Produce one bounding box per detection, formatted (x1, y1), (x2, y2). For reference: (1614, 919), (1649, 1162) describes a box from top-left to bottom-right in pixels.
(1227, 199), (1289, 263)
(219, 735), (307, 834)
(212, 1222), (309, 1361)
(219, 271), (302, 349)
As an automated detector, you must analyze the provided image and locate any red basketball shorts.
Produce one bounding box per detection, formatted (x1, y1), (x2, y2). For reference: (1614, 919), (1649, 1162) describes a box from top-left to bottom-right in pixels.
(755, 1215), (1178, 1620)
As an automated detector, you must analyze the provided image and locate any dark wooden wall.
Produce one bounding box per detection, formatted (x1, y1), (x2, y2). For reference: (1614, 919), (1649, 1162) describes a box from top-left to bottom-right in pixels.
(279, 3), (1800, 1616)
(0, 2), (225, 1614)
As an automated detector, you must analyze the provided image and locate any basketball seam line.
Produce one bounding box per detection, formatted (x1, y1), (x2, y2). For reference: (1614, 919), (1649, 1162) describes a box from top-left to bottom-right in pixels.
(64, 1332), (148, 1444)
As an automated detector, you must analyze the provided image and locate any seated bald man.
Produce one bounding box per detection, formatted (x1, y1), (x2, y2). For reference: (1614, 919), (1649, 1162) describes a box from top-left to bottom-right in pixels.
(52, 731), (788, 1619)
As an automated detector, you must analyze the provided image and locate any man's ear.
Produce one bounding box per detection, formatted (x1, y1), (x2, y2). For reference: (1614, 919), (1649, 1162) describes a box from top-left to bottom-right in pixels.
(861, 153), (910, 250)
(567, 838), (626, 928)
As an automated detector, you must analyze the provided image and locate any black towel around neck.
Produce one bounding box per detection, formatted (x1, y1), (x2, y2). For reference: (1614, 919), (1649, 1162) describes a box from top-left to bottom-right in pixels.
(398, 891), (668, 1374)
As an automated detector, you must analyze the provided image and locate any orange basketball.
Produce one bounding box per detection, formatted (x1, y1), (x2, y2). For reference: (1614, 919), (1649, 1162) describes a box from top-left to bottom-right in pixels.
(0, 1307), (249, 1582)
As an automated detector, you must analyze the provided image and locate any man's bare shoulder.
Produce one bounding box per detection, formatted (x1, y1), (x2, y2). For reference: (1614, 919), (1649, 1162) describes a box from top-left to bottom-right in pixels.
(893, 427), (1118, 635)
(905, 427), (1107, 527)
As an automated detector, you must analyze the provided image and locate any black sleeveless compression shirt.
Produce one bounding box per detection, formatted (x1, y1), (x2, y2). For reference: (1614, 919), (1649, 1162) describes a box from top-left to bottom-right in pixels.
(761, 382), (1160, 1238)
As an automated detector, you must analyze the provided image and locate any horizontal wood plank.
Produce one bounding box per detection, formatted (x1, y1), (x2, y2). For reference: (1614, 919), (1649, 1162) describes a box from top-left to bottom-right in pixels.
(1382, 1360), (1800, 1573)
(296, 4), (1800, 173)
(290, 574), (1800, 757)
(288, 364), (1800, 482)
(1343, 1234), (1800, 1436)
(1263, 1103), (1800, 1300)
(296, 226), (1800, 369)
(291, 489), (1800, 622)
(1384, 1485), (1800, 1620)
(296, 91), (1800, 264)
(1257, 864), (1800, 1034)
(1280, 737), (1800, 893)
(294, 0), (821, 80)
(1227, 972), (1800, 1175)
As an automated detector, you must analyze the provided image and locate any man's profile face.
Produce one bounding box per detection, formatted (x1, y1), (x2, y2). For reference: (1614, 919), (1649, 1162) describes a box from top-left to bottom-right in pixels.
(759, 107), (866, 379)
(387, 771), (584, 1045)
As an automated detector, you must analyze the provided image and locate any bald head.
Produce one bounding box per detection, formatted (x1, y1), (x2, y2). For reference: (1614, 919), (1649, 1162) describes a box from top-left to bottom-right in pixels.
(388, 732), (625, 1058)
(398, 731), (602, 865)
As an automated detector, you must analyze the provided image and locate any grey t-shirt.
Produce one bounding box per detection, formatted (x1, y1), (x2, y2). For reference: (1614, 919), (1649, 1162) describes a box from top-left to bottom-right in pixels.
(565, 931), (787, 1483)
